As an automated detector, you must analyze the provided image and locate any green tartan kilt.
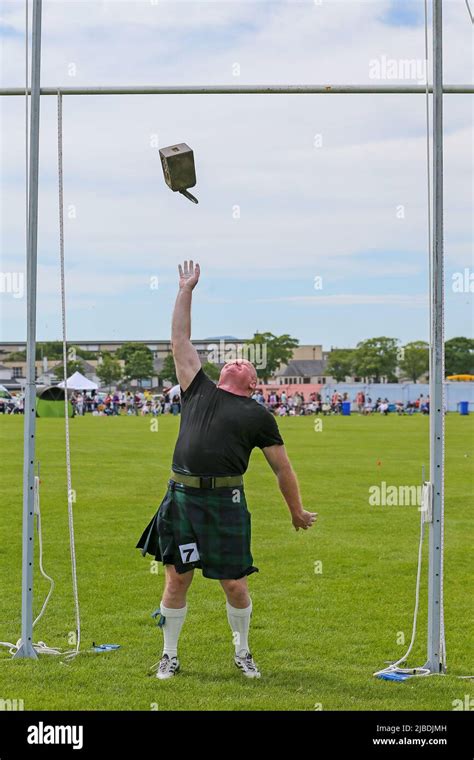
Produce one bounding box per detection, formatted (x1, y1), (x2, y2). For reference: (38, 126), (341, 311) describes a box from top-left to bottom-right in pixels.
(136, 480), (258, 580)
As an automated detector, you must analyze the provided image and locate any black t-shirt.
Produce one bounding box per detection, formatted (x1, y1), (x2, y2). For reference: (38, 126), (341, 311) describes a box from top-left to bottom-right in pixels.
(172, 369), (284, 477)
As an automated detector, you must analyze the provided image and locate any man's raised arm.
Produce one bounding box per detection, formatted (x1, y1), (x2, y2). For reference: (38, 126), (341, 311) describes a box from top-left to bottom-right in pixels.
(171, 260), (201, 392)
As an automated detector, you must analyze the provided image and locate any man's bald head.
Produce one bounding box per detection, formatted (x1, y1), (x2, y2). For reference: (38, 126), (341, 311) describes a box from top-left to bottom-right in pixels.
(217, 359), (258, 397)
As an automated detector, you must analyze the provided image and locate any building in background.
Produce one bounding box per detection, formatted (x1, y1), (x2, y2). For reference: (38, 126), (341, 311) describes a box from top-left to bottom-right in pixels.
(0, 339), (379, 390)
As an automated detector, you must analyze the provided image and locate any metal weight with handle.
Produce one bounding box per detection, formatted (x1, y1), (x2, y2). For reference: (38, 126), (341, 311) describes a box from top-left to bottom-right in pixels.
(159, 142), (199, 204)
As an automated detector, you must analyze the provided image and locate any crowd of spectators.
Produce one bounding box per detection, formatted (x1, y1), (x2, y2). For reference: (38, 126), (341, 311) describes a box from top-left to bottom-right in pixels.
(252, 389), (430, 416)
(70, 390), (181, 416)
(0, 387), (431, 417)
(0, 394), (24, 414)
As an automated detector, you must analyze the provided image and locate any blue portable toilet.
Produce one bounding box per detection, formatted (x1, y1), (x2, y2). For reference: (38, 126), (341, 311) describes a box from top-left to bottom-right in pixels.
(459, 401), (469, 416)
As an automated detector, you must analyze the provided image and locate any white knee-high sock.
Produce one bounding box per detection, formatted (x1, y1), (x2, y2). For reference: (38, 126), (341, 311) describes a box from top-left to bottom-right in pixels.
(226, 600), (252, 655)
(160, 602), (187, 659)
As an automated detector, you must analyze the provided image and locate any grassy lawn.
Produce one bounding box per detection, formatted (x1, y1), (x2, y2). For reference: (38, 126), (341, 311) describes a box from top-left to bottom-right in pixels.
(0, 412), (472, 711)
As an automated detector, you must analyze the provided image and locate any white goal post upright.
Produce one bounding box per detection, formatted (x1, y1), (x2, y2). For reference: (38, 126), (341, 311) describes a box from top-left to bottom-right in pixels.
(13, 0), (42, 661)
(425, 0), (445, 674)
(4, 0), (461, 666)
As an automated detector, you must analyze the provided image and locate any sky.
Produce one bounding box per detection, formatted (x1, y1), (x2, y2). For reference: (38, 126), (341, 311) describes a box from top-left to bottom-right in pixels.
(0, 0), (472, 349)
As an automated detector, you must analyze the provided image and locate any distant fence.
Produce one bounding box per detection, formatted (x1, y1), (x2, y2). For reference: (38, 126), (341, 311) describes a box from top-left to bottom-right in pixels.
(322, 382), (474, 412)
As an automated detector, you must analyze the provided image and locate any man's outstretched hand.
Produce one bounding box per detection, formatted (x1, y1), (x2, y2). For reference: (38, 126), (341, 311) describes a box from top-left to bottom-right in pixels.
(178, 260), (200, 291)
(292, 509), (318, 531)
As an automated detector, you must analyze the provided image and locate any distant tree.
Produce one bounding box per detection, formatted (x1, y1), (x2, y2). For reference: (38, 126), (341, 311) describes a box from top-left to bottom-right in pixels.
(124, 350), (154, 386)
(159, 354), (178, 385)
(399, 341), (429, 382)
(445, 337), (474, 376)
(96, 353), (122, 390)
(72, 346), (98, 360)
(326, 349), (354, 382)
(37, 341), (63, 360)
(202, 361), (220, 381)
(115, 343), (154, 386)
(246, 331), (299, 383)
(6, 351), (26, 361)
(53, 359), (84, 380)
(353, 337), (399, 382)
(116, 342), (152, 362)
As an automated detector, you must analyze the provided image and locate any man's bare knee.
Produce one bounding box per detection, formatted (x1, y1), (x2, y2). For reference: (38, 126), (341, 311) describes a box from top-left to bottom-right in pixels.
(220, 578), (250, 608)
(163, 566), (193, 606)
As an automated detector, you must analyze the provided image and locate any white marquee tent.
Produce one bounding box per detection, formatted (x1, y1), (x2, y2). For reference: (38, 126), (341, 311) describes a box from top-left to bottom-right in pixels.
(57, 371), (98, 391)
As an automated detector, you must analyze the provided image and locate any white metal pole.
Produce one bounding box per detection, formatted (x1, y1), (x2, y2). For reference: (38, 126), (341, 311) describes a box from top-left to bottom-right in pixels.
(425, 0), (445, 674)
(14, 0), (42, 660)
(0, 84), (472, 96)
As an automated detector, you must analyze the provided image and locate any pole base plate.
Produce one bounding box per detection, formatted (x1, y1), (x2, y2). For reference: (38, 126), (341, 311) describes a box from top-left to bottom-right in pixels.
(13, 642), (38, 660)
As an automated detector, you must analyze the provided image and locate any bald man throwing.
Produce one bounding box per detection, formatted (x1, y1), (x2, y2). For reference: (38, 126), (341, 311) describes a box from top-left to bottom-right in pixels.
(137, 260), (317, 680)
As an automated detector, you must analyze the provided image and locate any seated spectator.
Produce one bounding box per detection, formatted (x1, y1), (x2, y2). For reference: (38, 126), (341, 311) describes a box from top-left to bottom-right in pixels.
(363, 399), (373, 415)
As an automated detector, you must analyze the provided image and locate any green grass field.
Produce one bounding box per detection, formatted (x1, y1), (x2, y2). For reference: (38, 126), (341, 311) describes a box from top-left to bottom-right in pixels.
(0, 413), (472, 711)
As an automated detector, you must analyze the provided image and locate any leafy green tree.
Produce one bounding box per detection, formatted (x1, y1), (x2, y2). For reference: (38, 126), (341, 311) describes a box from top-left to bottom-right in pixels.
(124, 350), (154, 386)
(37, 341), (63, 360)
(53, 359), (84, 380)
(326, 349), (354, 382)
(116, 342), (152, 362)
(96, 353), (123, 390)
(35, 342), (97, 362)
(72, 346), (98, 360)
(115, 343), (154, 386)
(202, 361), (220, 381)
(399, 341), (429, 382)
(247, 331), (299, 383)
(159, 354), (178, 385)
(445, 337), (474, 376)
(353, 337), (399, 382)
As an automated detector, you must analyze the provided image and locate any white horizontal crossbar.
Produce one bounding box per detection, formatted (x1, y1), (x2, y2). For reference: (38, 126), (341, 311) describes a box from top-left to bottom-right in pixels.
(1, 84), (473, 96)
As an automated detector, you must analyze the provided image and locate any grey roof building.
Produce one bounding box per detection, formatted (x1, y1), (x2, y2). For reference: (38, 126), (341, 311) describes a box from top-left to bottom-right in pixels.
(275, 359), (327, 383)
